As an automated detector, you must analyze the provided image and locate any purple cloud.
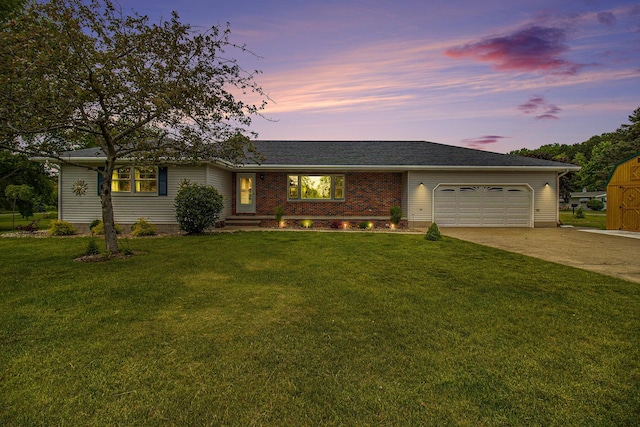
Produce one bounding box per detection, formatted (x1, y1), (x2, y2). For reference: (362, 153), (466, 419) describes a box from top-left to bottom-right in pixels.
(445, 25), (583, 75)
(518, 96), (561, 120)
(597, 12), (617, 26)
(462, 135), (508, 149)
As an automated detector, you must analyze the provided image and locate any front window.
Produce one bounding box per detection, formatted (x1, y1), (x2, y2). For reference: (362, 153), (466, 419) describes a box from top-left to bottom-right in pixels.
(112, 167), (157, 193)
(111, 168), (132, 192)
(135, 167), (157, 193)
(287, 175), (345, 201)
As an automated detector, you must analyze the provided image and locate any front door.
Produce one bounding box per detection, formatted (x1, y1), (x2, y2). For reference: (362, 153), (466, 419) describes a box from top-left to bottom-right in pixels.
(236, 173), (256, 213)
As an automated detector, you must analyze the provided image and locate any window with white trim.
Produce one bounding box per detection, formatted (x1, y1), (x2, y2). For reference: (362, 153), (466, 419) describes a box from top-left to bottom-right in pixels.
(111, 167), (157, 193)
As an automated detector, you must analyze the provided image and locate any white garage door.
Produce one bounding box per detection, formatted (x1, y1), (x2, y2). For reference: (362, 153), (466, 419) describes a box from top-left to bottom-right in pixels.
(434, 185), (532, 227)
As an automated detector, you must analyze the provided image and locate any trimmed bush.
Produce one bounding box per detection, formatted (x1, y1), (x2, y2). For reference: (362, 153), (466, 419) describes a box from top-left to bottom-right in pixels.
(390, 206), (402, 225)
(49, 220), (76, 236)
(174, 183), (224, 234)
(131, 218), (157, 236)
(425, 223), (442, 241)
(575, 207), (585, 218)
(91, 221), (124, 235)
(586, 199), (604, 211)
(89, 219), (101, 232)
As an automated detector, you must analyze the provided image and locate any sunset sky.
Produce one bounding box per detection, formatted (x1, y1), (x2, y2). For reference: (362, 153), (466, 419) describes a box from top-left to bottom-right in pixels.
(122, 0), (639, 153)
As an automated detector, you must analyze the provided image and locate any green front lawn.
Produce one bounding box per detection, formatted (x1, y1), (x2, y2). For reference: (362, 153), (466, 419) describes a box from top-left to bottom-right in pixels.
(559, 210), (607, 229)
(0, 211), (57, 233)
(1, 232), (638, 425)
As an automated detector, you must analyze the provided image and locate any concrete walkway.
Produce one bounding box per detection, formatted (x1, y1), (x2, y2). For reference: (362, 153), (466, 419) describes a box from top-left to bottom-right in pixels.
(440, 227), (640, 284)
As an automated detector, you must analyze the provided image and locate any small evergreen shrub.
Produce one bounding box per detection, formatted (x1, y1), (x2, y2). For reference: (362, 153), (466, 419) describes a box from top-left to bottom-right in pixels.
(49, 220), (76, 236)
(174, 183), (224, 234)
(359, 221), (373, 230)
(575, 207), (585, 218)
(85, 238), (101, 256)
(131, 218), (157, 236)
(119, 238), (134, 256)
(390, 206), (402, 225)
(91, 221), (123, 235)
(274, 206), (284, 224)
(300, 219), (313, 228)
(425, 223), (442, 241)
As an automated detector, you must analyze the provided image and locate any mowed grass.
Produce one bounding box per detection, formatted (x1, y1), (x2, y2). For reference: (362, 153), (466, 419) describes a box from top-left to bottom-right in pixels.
(1, 232), (638, 425)
(560, 210), (607, 229)
(0, 211), (57, 233)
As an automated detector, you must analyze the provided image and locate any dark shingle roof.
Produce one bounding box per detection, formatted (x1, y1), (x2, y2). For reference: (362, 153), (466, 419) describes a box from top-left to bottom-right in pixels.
(250, 140), (577, 168)
(57, 140), (579, 169)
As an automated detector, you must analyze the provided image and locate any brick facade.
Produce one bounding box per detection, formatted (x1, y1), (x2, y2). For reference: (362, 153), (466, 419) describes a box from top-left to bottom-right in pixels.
(232, 172), (403, 222)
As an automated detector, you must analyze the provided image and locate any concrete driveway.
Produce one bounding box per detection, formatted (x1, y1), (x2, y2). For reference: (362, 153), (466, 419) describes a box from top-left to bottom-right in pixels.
(440, 227), (640, 284)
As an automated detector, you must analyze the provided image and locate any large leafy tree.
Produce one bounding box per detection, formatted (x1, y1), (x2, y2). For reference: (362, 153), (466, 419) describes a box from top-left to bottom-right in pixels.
(0, 150), (55, 210)
(511, 107), (640, 193)
(0, 0), (25, 23)
(0, 0), (266, 253)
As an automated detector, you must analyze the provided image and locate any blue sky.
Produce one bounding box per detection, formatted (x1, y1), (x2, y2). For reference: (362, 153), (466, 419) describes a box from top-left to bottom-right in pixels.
(120, 0), (639, 153)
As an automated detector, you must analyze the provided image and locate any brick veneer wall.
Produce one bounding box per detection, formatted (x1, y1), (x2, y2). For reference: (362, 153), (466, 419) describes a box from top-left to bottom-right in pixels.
(233, 172), (403, 218)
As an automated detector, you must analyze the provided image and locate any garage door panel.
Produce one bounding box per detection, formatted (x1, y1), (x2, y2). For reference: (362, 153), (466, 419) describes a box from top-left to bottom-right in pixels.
(434, 185), (531, 227)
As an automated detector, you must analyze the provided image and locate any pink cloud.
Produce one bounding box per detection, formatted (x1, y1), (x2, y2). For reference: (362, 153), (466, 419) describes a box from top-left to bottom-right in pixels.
(445, 26), (584, 75)
(462, 135), (508, 149)
(518, 96), (561, 119)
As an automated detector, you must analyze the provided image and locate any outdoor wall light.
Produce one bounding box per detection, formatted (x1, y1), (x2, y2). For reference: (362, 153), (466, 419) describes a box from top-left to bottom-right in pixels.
(544, 182), (549, 187)
(260, 173), (265, 180)
(419, 182), (424, 186)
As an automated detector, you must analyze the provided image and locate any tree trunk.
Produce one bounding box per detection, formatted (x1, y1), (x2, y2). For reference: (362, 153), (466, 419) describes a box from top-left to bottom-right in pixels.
(99, 165), (119, 254)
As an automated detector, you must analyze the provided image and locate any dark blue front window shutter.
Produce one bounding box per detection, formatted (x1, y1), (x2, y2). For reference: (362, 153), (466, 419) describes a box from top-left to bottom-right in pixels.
(97, 167), (104, 196)
(158, 167), (168, 196)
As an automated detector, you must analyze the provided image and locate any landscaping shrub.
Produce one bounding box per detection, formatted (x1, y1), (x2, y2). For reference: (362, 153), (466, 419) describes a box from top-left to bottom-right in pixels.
(586, 199), (604, 211)
(300, 219), (313, 228)
(49, 220), (76, 236)
(131, 218), (157, 236)
(575, 207), (585, 218)
(174, 183), (224, 234)
(85, 238), (100, 256)
(17, 220), (39, 232)
(119, 238), (134, 256)
(91, 221), (123, 235)
(359, 221), (373, 230)
(330, 220), (342, 229)
(390, 205), (402, 225)
(425, 222), (442, 241)
(89, 219), (101, 232)
(274, 206), (284, 224)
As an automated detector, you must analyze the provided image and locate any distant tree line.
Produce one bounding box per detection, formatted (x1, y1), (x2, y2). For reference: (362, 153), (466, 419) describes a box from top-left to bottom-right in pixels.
(510, 107), (640, 199)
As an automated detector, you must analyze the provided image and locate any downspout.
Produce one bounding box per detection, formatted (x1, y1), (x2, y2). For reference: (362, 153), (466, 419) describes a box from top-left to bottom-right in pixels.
(556, 169), (571, 226)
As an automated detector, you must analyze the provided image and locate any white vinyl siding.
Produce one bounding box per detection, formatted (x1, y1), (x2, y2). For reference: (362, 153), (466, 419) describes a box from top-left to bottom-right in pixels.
(206, 165), (232, 220)
(407, 170), (558, 227)
(59, 164), (215, 225)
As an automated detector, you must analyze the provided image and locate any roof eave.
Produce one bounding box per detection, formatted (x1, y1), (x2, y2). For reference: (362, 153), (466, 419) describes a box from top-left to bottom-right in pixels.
(236, 164), (581, 172)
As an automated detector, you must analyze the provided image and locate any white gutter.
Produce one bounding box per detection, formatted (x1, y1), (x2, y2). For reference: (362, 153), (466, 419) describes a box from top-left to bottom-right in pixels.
(35, 156), (580, 173)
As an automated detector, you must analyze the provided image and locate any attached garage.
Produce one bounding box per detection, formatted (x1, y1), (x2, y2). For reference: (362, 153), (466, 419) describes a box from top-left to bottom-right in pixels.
(434, 184), (532, 227)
